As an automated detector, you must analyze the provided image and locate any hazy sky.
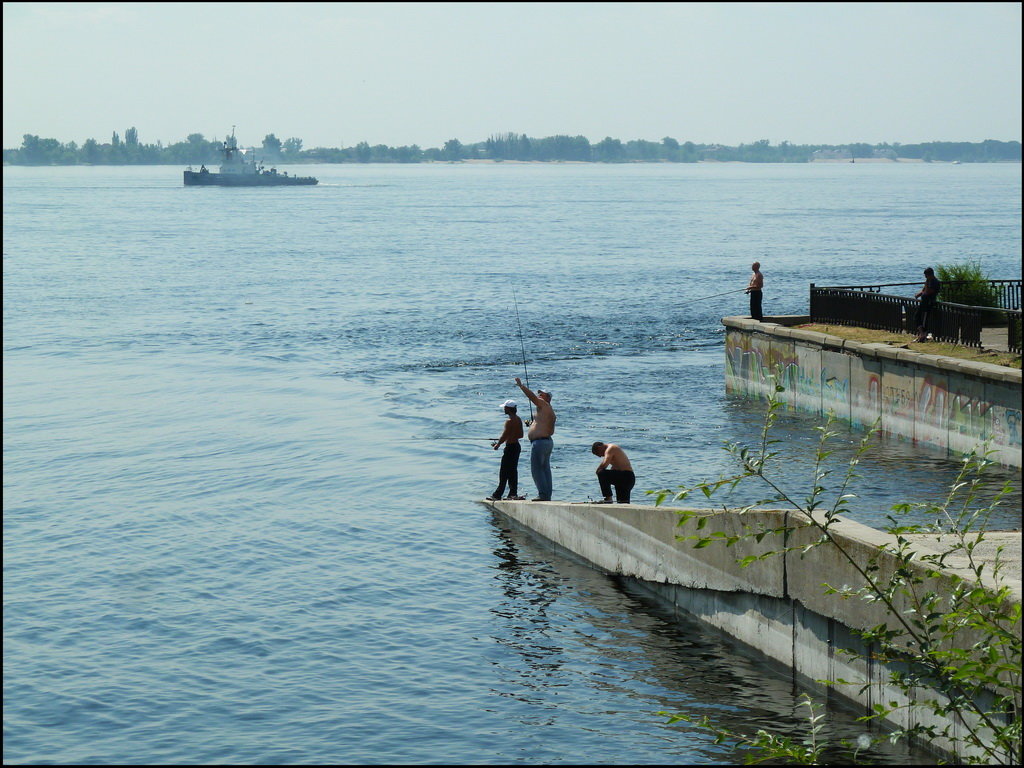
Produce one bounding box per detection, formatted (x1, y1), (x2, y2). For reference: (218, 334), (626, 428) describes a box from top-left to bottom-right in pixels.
(3, 2), (1021, 150)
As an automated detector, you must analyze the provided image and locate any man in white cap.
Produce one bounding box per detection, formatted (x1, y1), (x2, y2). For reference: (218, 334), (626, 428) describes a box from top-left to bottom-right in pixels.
(487, 399), (524, 501)
(515, 377), (556, 501)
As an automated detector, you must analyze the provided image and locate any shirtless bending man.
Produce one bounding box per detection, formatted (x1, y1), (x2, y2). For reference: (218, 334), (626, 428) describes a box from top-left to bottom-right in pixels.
(515, 377), (556, 501)
(591, 442), (635, 504)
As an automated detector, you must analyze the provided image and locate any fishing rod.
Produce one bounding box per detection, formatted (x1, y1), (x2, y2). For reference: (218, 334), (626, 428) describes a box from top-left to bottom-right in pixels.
(418, 437), (496, 441)
(689, 288), (748, 303)
(415, 437), (596, 448)
(512, 287), (534, 422)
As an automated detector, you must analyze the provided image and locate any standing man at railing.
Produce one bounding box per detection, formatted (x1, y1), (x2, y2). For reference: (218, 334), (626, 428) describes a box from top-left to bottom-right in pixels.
(746, 262), (764, 321)
(913, 267), (941, 342)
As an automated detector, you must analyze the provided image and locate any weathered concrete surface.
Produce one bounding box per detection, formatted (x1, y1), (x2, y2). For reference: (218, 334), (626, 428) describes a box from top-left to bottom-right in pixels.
(904, 530), (1023, 582)
(723, 317), (1023, 469)
(484, 500), (1022, 627)
(483, 498), (1022, 760)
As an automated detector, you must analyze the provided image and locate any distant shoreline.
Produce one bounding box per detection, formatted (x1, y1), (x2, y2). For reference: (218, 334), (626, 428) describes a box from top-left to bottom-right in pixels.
(7, 135), (1019, 166)
(5, 158), (1021, 168)
(458, 157), (978, 164)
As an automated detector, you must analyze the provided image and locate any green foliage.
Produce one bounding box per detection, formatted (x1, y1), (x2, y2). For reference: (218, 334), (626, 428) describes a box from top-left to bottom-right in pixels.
(663, 695), (875, 764)
(441, 138), (465, 161)
(935, 261), (1002, 308)
(593, 136), (626, 162)
(656, 377), (1021, 764)
(261, 133), (283, 158)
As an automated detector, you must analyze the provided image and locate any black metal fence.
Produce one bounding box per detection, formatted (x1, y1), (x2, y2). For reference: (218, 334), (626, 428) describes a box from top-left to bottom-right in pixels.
(814, 279), (1021, 310)
(1008, 310), (1022, 354)
(809, 287), (904, 331)
(809, 279), (1022, 350)
(808, 288), (984, 346)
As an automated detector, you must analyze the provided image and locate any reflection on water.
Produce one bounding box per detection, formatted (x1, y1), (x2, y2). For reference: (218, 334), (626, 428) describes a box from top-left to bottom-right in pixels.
(488, 515), (931, 764)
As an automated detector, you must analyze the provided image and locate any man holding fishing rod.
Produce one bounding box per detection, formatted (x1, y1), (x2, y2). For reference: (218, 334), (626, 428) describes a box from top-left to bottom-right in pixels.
(515, 377), (556, 501)
(487, 400), (525, 501)
(746, 261), (764, 321)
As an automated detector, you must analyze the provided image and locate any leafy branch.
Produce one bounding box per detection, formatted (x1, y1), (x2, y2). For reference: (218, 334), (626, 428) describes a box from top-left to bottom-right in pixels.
(655, 373), (1021, 764)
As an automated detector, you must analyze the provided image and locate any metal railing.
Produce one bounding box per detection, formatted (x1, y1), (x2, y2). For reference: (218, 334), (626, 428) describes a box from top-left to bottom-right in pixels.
(817, 280), (1021, 310)
(1008, 310), (1022, 354)
(809, 288), (986, 346)
(809, 287), (905, 331)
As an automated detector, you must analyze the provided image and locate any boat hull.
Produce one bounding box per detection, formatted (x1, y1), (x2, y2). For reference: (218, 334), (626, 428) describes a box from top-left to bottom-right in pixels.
(183, 170), (318, 186)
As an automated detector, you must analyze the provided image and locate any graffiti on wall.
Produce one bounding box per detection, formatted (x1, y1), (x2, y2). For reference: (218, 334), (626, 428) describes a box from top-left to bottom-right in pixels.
(883, 384), (915, 417)
(821, 373), (850, 405)
(917, 377), (948, 423)
(864, 373), (882, 413)
(726, 326), (1020, 467)
(725, 333), (797, 396)
(949, 389), (992, 440)
(992, 408), (1023, 449)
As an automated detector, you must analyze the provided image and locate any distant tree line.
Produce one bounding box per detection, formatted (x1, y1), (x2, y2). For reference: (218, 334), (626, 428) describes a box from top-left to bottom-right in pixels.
(4, 128), (1020, 165)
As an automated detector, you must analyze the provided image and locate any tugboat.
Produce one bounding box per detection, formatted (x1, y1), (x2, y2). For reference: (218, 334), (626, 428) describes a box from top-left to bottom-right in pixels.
(183, 129), (318, 186)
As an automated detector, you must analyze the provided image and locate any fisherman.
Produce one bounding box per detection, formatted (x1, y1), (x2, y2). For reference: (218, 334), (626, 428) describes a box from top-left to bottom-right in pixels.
(590, 442), (635, 504)
(746, 261), (764, 321)
(515, 377), (555, 501)
(487, 400), (524, 501)
(913, 267), (941, 342)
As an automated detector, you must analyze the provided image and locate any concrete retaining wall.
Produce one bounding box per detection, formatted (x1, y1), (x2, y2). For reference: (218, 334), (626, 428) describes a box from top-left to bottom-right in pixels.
(723, 317), (1023, 468)
(483, 499), (1022, 761)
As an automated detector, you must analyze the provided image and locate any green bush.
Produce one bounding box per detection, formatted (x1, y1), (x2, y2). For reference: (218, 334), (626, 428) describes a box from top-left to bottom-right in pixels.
(935, 261), (1001, 307)
(936, 261), (1006, 325)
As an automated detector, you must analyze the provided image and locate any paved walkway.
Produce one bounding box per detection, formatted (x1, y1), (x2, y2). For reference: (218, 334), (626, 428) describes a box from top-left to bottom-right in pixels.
(980, 325), (1011, 352)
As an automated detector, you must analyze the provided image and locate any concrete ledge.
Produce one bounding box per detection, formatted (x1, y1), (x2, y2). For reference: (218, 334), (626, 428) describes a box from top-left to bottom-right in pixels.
(725, 316), (760, 331)
(852, 341), (891, 360)
(484, 498), (1022, 760)
(767, 315), (811, 326)
(485, 501), (1021, 618)
(912, 352), (955, 368)
(841, 339), (875, 357)
(723, 317), (1022, 468)
(722, 316), (1021, 379)
(722, 315), (812, 328)
(787, 328), (838, 346)
(869, 343), (904, 362)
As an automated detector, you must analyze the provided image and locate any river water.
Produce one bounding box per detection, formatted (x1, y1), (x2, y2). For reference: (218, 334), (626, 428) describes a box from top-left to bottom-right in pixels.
(3, 162), (1021, 764)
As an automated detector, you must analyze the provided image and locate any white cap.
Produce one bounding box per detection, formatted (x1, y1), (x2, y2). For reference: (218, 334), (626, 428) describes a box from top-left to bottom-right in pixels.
(537, 388), (550, 396)
(501, 400), (518, 410)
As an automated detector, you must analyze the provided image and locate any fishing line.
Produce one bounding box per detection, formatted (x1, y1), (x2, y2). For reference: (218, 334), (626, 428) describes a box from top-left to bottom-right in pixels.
(412, 437), (594, 448)
(417, 437), (496, 441)
(512, 287), (534, 421)
(690, 288), (748, 303)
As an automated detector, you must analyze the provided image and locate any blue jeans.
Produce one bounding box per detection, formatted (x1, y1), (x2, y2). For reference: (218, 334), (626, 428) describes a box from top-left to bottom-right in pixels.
(529, 437), (553, 500)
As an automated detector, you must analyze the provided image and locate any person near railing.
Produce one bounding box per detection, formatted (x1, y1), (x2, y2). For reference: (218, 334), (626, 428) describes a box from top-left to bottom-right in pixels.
(746, 261), (764, 321)
(913, 267), (941, 342)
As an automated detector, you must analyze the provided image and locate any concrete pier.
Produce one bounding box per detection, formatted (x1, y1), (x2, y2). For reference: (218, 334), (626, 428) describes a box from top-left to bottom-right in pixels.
(723, 316), (1022, 468)
(482, 498), (1022, 761)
